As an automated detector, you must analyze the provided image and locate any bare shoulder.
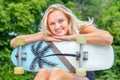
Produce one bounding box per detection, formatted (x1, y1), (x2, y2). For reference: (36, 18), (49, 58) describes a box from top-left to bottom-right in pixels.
(80, 24), (98, 33)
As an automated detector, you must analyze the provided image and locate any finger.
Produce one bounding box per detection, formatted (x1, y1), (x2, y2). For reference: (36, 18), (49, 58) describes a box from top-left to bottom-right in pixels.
(54, 36), (72, 41)
(53, 36), (67, 40)
(52, 38), (63, 42)
(46, 36), (63, 42)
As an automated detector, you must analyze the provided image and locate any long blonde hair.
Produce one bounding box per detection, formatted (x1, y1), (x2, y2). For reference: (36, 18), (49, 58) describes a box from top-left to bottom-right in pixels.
(40, 4), (93, 35)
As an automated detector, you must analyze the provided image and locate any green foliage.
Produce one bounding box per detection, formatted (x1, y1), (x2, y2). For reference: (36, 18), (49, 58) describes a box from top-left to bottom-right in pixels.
(70, 0), (114, 20)
(95, 1), (120, 80)
(97, 1), (120, 45)
(0, 0), (48, 35)
(65, 1), (82, 19)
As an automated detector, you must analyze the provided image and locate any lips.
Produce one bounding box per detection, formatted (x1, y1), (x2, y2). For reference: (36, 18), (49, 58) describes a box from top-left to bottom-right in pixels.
(55, 28), (64, 33)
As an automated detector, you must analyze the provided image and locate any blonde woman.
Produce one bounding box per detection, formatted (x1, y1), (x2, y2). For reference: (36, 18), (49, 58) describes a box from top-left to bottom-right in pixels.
(10, 4), (113, 80)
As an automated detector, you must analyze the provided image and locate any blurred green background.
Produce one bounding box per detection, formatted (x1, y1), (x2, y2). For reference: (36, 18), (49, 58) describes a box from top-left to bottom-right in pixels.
(0, 0), (120, 80)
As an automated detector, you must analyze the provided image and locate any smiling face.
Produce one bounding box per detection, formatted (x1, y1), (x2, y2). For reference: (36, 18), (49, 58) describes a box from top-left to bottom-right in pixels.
(47, 10), (69, 36)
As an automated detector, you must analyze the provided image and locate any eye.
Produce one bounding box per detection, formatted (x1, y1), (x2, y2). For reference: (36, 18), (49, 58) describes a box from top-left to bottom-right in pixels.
(59, 19), (64, 23)
(50, 22), (55, 26)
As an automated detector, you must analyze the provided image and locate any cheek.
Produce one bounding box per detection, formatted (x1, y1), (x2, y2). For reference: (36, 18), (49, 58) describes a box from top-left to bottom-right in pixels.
(65, 23), (69, 31)
(47, 25), (54, 34)
(48, 26), (56, 34)
(49, 26), (55, 30)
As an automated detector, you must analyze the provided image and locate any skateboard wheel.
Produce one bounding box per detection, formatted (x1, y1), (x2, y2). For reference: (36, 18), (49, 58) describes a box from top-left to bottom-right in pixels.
(76, 36), (86, 44)
(14, 67), (24, 74)
(15, 38), (25, 45)
(76, 68), (86, 76)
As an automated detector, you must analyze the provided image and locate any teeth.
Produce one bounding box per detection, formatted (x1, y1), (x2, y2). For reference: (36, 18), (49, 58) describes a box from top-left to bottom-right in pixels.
(56, 28), (63, 33)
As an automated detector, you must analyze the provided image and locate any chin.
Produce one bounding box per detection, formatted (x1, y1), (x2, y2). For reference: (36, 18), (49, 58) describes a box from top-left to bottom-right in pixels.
(56, 33), (66, 36)
(53, 32), (68, 36)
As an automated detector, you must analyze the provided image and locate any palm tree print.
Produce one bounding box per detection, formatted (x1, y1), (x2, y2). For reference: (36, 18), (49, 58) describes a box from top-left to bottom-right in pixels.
(30, 41), (57, 70)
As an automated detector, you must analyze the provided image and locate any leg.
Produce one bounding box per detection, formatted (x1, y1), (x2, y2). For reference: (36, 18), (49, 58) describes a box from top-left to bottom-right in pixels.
(86, 71), (95, 80)
(34, 68), (50, 80)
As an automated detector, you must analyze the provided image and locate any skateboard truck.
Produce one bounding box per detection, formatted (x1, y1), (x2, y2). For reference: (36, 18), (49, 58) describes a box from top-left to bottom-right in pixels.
(83, 51), (88, 61)
(76, 36), (87, 76)
(15, 52), (26, 60)
(14, 38), (25, 74)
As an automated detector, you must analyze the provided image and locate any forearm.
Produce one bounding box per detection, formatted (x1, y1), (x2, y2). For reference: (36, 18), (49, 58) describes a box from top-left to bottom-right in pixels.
(81, 30), (113, 45)
(24, 32), (45, 44)
(52, 30), (113, 46)
(10, 32), (44, 47)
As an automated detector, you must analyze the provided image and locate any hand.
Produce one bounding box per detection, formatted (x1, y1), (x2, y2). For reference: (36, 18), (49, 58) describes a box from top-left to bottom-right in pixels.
(53, 35), (77, 41)
(44, 36), (63, 42)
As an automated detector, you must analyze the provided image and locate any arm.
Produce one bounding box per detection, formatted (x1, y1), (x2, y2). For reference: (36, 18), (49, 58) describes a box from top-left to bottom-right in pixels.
(80, 25), (113, 45)
(53, 25), (113, 46)
(10, 32), (62, 47)
(10, 32), (45, 47)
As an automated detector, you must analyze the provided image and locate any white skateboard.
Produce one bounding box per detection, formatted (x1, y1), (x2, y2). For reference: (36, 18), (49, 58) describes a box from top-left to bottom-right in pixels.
(11, 38), (114, 75)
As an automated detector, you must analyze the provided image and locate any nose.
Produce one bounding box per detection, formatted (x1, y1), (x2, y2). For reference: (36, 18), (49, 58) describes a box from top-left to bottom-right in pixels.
(56, 23), (60, 28)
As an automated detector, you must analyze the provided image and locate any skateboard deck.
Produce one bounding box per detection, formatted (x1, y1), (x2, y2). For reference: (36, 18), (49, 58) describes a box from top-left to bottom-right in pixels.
(11, 41), (114, 72)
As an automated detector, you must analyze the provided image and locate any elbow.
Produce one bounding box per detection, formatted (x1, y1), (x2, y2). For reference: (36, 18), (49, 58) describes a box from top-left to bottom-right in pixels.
(105, 35), (113, 45)
(101, 30), (113, 45)
(10, 39), (16, 48)
(10, 41), (15, 48)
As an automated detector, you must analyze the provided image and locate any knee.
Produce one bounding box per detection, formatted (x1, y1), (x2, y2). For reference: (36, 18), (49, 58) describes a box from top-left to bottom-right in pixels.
(51, 67), (63, 74)
(52, 67), (61, 71)
(34, 68), (50, 80)
(38, 68), (49, 74)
